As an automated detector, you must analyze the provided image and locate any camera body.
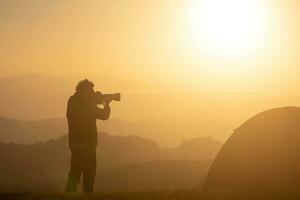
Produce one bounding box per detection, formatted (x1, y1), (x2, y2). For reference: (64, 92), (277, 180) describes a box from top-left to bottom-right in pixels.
(95, 91), (121, 104)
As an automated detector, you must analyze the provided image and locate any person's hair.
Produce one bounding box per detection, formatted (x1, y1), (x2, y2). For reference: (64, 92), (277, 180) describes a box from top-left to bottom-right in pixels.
(75, 79), (94, 93)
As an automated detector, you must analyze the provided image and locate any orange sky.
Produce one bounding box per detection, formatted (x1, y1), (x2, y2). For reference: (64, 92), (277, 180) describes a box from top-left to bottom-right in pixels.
(1, 0), (300, 94)
(0, 1), (187, 80)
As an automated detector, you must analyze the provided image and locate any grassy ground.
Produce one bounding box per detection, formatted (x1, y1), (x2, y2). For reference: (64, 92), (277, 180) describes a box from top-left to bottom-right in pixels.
(1, 191), (300, 200)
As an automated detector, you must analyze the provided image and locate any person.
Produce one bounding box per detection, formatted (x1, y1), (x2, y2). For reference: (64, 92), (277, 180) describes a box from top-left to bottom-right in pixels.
(65, 79), (111, 193)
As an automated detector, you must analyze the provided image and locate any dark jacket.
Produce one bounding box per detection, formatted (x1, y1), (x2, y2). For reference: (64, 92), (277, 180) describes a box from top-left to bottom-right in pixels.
(67, 93), (110, 147)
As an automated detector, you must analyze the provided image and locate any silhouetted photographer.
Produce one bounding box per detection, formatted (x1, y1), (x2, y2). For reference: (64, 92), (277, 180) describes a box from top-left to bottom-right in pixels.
(66, 79), (120, 193)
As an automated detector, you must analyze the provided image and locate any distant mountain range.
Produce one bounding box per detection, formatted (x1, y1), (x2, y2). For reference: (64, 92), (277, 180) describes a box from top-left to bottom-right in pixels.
(0, 116), (222, 161)
(0, 117), (65, 144)
(0, 116), (222, 147)
(0, 73), (257, 144)
(0, 133), (219, 192)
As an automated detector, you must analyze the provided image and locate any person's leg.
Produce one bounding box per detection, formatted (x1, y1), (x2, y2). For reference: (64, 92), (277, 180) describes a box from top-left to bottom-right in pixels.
(66, 148), (82, 193)
(82, 148), (96, 193)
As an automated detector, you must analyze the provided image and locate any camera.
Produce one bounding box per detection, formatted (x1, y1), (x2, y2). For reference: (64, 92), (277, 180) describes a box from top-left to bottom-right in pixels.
(95, 91), (121, 104)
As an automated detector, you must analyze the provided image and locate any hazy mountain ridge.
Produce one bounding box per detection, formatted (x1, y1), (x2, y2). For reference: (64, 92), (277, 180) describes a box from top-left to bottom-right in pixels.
(0, 132), (220, 192)
(0, 116), (222, 162)
(0, 117), (66, 143)
(0, 73), (267, 144)
(0, 116), (221, 147)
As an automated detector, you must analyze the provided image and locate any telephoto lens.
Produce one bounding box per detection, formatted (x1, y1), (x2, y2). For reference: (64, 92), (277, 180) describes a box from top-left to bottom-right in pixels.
(95, 91), (121, 104)
(102, 93), (121, 102)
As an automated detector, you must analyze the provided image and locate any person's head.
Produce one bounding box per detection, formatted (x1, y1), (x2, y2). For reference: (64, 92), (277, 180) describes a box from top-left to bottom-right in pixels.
(75, 79), (95, 97)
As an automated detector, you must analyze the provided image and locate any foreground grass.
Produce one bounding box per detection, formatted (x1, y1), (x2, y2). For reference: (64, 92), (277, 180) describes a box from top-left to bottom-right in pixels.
(1, 191), (300, 200)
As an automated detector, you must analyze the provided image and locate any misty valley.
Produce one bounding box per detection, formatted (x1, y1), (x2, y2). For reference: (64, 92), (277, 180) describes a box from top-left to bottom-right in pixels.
(0, 116), (220, 193)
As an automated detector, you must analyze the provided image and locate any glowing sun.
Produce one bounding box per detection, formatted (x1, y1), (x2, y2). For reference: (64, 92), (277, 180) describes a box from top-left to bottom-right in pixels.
(188, 0), (267, 57)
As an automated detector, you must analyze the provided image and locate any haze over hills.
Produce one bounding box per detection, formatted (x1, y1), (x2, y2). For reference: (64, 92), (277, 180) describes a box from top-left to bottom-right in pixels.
(1, 73), (300, 144)
(0, 133), (219, 192)
(0, 116), (220, 147)
(0, 74), (207, 146)
(0, 117), (65, 144)
(0, 73), (218, 146)
(0, 115), (223, 147)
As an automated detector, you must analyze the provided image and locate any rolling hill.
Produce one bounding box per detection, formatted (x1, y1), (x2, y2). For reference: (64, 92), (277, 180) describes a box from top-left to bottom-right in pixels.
(0, 132), (220, 192)
(0, 116), (222, 147)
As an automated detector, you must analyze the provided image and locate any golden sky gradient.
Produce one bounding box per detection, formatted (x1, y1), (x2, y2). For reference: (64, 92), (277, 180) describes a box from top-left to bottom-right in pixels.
(1, 0), (300, 94)
(1, 0), (300, 144)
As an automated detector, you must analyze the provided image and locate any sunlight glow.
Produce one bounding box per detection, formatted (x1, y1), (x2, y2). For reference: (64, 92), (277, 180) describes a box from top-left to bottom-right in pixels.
(188, 0), (267, 58)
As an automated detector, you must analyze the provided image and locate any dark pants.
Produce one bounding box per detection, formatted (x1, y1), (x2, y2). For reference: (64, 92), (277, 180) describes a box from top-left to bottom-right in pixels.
(66, 147), (96, 193)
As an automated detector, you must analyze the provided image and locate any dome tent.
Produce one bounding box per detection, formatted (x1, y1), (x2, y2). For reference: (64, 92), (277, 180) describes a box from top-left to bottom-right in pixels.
(204, 107), (300, 190)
